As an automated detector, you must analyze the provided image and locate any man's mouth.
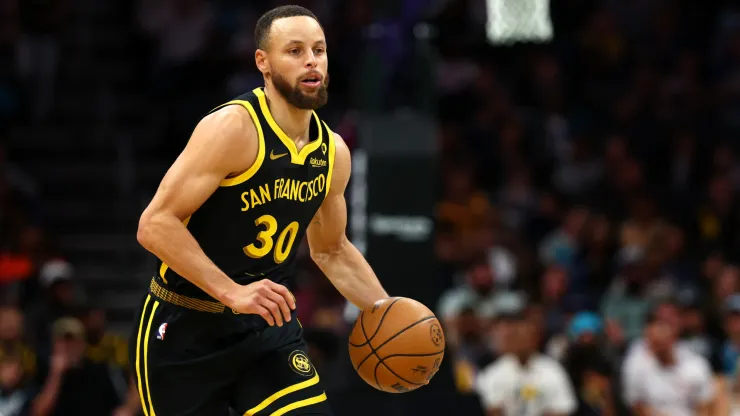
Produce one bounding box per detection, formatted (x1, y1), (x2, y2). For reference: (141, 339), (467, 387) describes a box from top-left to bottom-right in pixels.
(300, 74), (322, 88)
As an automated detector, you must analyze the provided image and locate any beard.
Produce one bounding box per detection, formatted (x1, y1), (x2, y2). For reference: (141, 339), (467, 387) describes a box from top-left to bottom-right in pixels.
(271, 70), (329, 110)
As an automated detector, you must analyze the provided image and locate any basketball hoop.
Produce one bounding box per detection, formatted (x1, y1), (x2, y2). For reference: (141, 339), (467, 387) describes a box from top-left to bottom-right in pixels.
(486, 0), (553, 45)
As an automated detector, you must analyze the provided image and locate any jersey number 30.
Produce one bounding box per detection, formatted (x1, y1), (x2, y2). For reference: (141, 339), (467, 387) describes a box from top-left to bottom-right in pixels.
(243, 214), (300, 264)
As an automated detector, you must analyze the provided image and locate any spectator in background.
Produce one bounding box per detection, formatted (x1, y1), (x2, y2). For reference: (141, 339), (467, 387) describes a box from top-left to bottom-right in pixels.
(539, 264), (572, 340)
(525, 191), (561, 248)
(438, 258), (512, 348)
(623, 307), (715, 416)
(538, 206), (588, 271)
(16, 0), (68, 122)
(81, 307), (140, 416)
(677, 287), (721, 370)
(552, 137), (603, 198)
(620, 194), (666, 254)
(721, 295), (740, 403)
(436, 165), (493, 256)
(697, 174), (739, 252)
(0, 354), (33, 416)
(24, 260), (81, 353)
(82, 307), (127, 369)
(580, 213), (617, 297)
(450, 305), (493, 394)
(548, 310), (603, 362)
(706, 264), (740, 340)
(475, 306), (577, 415)
(601, 246), (655, 342)
(560, 312), (616, 416)
(0, 306), (36, 383)
(30, 318), (121, 416)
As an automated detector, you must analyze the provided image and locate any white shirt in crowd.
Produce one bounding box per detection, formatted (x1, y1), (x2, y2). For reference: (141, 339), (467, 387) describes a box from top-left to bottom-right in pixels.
(476, 353), (577, 416)
(623, 342), (715, 416)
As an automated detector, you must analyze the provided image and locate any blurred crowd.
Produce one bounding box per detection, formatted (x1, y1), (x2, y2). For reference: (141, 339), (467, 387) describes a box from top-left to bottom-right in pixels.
(4, 0), (740, 414)
(434, 0), (740, 415)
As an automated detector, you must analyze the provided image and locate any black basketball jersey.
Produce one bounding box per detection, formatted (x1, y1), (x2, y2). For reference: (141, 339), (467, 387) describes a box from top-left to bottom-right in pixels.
(154, 87), (336, 300)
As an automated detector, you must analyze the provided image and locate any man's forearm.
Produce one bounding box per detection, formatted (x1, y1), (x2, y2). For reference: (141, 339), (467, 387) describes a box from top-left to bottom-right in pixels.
(31, 372), (63, 416)
(137, 214), (238, 303)
(313, 242), (388, 310)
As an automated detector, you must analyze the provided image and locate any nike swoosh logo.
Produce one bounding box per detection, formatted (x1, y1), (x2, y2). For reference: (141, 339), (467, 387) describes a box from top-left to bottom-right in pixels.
(270, 150), (288, 160)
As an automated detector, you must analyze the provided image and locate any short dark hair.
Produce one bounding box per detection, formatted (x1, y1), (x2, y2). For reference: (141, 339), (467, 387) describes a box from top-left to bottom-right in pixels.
(255, 5), (320, 50)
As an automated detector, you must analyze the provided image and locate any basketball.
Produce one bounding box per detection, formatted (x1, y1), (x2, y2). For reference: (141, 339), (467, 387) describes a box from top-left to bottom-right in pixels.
(348, 297), (445, 393)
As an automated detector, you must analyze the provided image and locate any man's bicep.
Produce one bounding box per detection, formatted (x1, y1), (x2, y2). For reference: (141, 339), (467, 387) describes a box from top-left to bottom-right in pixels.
(143, 107), (255, 221)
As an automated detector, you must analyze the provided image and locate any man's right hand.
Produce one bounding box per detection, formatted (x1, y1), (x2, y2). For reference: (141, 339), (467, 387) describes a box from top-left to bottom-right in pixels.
(225, 279), (296, 327)
(50, 353), (69, 375)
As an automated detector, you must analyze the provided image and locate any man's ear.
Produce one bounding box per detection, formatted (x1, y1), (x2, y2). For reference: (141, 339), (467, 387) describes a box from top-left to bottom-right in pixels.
(255, 49), (269, 75)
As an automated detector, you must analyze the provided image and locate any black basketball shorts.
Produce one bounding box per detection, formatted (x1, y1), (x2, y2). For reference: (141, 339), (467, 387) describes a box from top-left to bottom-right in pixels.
(128, 292), (334, 416)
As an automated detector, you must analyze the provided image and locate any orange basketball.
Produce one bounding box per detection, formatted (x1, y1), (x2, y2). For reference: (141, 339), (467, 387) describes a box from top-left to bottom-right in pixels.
(348, 297), (445, 393)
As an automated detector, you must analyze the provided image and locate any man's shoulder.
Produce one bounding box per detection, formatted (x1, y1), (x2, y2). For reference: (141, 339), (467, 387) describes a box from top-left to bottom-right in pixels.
(677, 348), (711, 372)
(532, 353), (564, 368)
(531, 354), (568, 379)
(481, 354), (517, 375)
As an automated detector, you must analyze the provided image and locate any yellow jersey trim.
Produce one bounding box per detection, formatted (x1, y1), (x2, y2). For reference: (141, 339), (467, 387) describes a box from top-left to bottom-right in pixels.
(158, 215), (191, 283)
(135, 295), (152, 416)
(270, 392), (328, 416)
(323, 121), (336, 196)
(244, 373), (320, 416)
(218, 100), (266, 186)
(253, 88), (322, 165)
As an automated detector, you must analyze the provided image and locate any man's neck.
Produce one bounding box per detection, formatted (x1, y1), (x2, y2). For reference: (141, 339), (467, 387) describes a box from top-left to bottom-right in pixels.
(655, 349), (676, 367)
(263, 85), (313, 147)
(515, 351), (536, 366)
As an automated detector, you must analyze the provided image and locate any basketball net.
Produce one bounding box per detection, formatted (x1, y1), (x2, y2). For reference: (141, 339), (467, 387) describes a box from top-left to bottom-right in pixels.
(486, 0), (553, 45)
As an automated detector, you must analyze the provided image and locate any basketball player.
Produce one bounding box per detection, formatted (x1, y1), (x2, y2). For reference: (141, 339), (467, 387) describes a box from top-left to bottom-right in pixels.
(130, 5), (388, 416)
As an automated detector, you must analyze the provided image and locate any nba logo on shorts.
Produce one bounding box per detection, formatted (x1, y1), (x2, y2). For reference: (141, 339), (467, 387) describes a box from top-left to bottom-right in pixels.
(157, 323), (168, 340)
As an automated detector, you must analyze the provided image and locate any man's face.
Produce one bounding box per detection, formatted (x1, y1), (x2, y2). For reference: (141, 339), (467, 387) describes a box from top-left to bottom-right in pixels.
(655, 304), (681, 330)
(257, 16), (329, 109)
(55, 335), (86, 366)
(0, 308), (23, 342)
(0, 359), (22, 389)
(466, 263), (494, 295)
(517, 320), (539, 353)
(84, 309), (106, 335)
(647, 320), (677, 355)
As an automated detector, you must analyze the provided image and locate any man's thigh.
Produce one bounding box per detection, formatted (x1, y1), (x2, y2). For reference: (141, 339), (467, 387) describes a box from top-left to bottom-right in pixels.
(129, 294), (238, 416)
(232, 338), (334, 416)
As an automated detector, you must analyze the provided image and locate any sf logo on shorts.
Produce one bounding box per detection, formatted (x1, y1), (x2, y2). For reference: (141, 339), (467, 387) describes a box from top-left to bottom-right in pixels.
(288, 350), (314, 377)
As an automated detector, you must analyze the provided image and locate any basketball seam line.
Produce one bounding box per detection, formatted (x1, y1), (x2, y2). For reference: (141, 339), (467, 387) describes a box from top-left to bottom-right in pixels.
(374, 354), (383, 392)
(380, 351), (445, 359)
(379, 361), (425, 386)
(357, 309), (384, 391)
(350, 297), (403, 348)
(354, 315), (437, 374)
(366, 298), (402, 343)
(357, 310), (369, 370)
